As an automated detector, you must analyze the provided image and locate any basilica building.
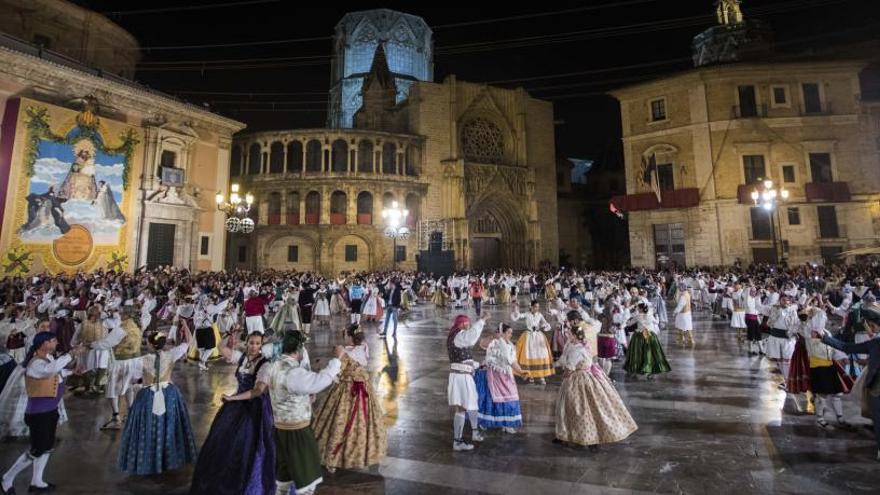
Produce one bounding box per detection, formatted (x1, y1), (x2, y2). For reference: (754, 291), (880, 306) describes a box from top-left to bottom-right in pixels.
(228, 9), (559, 273)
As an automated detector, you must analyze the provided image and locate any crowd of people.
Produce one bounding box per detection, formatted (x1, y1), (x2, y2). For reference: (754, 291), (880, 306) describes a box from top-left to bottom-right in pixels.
(0, 260), (878, 494)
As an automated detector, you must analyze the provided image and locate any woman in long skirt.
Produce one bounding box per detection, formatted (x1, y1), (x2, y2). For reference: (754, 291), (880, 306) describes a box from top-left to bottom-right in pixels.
(511, 302), (554, 385)
(623, 303), (671, 379)
(190, 333), (275, 495)
(361, 285), (383, 323)
(555, 318), (637, 449)
(475, 323), (523, 433)
(119, 329), (197, 475)
(311, 325), (386, 471)
(313, 287), (331, 327)
(270, 288), (301, 333)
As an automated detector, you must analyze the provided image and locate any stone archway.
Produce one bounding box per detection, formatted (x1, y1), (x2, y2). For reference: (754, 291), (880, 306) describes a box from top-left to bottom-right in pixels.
(467, 195), (528, 269)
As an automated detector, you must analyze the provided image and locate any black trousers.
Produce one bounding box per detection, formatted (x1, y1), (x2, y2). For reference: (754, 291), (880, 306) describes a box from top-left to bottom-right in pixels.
(25, 409), (59, 457)
(473, 297), (483, 316)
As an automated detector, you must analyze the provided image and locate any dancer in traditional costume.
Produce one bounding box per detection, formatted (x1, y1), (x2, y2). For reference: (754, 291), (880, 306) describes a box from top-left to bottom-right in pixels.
(808, 328), (853, 429)
(312, 325), (386, 472)
(554, 311), (638, 450)
(255, 331), (343, 495)
(193, 295), (229, 372)
(349, 281), (365, 325)
(474, 323), (523, 433)
(447, 314), (488, 451)
(0, 320), (69, 439)
(361, 284), (383, 323)
(511, 302), (554, 384)
(623, 303), (671, 379)
(313, 286), (331, 327)
(298, 283), (317, 335)
(1, 333), (80, 494)
(88, 306), (144, 430)
(672, 283), (694, 347)
(270, 287), (301, 334)
(244, 289), (273, 336)
(766, 296), (797, 384)
(190, 333), (275, 495)
(118, 329), (197, 475)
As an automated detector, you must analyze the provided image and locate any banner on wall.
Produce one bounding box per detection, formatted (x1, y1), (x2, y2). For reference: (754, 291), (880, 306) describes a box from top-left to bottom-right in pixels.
(0, 98), (141, 274)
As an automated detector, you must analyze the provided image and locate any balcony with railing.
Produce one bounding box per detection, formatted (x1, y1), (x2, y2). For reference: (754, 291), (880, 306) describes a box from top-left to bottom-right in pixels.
(805, 182), (850, 202)
(610, 188), (700, 212)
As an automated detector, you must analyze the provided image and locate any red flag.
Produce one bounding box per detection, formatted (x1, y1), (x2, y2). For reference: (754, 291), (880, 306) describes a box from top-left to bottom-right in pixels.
(609, 201), (624, 219)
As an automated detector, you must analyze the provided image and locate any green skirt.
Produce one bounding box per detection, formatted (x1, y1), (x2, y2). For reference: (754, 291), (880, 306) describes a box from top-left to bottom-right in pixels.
(275, 427), (323, 491)
(624, 331), (672, 375)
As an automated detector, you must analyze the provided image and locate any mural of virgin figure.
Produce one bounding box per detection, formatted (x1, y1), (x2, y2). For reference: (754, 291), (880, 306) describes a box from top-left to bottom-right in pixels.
(58, 138), (99, 200)
(19, 114), (132, 244)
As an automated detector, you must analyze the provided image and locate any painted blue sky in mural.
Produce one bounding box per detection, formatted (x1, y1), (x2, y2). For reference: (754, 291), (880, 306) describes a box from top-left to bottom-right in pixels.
(31, 140), (124, 203)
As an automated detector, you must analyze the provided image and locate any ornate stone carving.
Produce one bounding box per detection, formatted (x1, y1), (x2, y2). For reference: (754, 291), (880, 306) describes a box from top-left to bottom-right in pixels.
(461, 117), (503, 163)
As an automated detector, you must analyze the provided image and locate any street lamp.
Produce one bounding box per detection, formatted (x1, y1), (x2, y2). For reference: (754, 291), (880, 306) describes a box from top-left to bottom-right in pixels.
(750, 178), (790, 264)
(381, 200), (410, 270)
(216, 183), (255, 233)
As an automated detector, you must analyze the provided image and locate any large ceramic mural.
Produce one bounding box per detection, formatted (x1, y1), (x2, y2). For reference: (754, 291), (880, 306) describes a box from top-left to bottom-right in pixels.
(0, 98), (141, 273)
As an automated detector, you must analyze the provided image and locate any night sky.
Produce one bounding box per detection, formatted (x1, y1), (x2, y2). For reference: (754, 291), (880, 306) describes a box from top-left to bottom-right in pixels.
(72, 0), (880, 166)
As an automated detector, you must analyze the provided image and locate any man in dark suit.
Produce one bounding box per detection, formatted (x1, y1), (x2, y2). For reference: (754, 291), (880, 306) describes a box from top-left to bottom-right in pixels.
(380, 279), (402, 338)
(817, 303), (880, 461)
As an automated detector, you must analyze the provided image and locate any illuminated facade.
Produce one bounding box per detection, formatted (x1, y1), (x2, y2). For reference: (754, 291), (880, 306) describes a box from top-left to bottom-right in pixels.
(328, 9), (433, 129)
(0, 0), (245, 274)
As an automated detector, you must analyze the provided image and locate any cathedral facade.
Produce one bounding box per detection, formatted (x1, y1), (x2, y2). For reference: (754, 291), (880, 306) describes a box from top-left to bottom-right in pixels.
(229, 10), (558, 274)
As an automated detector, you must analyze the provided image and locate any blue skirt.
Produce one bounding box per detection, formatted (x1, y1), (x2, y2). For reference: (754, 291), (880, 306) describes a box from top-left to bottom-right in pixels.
(189, 395), (275, 495)
(474, 369), (522, 428)
(118, 384), (197, 475)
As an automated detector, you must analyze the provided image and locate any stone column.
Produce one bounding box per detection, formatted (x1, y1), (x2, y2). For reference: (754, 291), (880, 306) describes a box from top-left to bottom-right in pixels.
(321, 186), (330, 224)
(301, 140), (307, 175)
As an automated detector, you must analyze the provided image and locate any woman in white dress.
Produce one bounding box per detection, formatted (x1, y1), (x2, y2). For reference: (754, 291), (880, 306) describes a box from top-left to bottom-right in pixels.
(313, 285), (331, 327)
(361, 284), (383, 323)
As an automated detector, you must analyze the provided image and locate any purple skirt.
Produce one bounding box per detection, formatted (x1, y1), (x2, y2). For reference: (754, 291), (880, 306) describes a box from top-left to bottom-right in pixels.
(189, 394), (275, 495)
(597, 335), (617, 359)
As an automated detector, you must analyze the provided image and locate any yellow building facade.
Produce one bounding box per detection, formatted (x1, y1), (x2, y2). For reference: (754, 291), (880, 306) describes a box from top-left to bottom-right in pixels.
(0, 0), (245, 274)
(611, 61), (880, 267)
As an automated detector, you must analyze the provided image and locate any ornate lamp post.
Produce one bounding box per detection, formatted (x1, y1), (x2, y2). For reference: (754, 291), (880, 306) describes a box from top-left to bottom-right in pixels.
(750, 178), (790, 264)
(216, 183), (255, 233)
(381, 200), (410, 270)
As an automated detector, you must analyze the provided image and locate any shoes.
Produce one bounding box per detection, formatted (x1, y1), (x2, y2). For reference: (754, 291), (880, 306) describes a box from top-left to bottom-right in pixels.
(471, 430), (485, 442)
(198, 362), (208, 372)
(502, 427), (517, 434)
(1, 483), (15, 495)
(816, 418), (832, 429)
(100, 417), (122, 430)
(453, 440), (474, 451)
(538, 378), (546, 385)
(588, 445), (599, 453)
(28, 483), (56, 493)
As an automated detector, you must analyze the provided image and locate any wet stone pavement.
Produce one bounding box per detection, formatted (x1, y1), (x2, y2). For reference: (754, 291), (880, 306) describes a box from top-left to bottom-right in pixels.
(2, 299), (879, 494)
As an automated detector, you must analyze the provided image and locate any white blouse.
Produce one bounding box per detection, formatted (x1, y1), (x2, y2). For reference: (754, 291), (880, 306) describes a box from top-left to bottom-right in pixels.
(557, 341), (592, 371)
(484, 338), (516, 375)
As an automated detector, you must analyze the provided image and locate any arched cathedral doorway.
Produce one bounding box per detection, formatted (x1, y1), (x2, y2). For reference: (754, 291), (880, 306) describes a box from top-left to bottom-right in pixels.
(467, 196), (528, 270)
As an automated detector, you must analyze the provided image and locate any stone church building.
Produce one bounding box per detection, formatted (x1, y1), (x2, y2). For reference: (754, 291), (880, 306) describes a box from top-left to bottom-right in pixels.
(228, 9), (558, 274)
